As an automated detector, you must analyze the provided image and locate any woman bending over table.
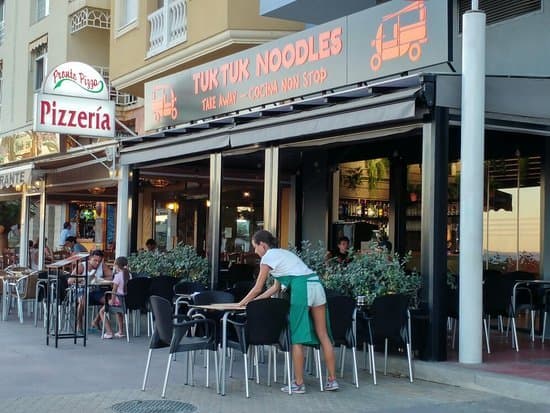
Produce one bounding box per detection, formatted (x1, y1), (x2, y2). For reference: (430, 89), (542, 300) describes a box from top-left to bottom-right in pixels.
(238, 230), (338, 393)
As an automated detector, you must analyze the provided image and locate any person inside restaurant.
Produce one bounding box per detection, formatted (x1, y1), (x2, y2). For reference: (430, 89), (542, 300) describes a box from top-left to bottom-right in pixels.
(145, 238), (158, 253)
(65, 236), (87, 254)
(68, 249), (113, 333)
(326, 236), (353, 265)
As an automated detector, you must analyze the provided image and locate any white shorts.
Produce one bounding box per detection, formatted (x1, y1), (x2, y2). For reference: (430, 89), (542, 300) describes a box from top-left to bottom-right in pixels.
(307, 277), (327, 307)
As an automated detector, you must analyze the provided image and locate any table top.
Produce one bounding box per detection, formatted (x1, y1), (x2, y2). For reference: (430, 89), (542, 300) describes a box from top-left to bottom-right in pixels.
(189, 303), (246, 311)
(90, 279), (113, 286)
(47, 253), (89, 268)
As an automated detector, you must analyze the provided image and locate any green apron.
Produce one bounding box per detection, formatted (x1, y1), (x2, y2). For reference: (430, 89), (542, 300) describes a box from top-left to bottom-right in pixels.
(277, 274), (332, 345)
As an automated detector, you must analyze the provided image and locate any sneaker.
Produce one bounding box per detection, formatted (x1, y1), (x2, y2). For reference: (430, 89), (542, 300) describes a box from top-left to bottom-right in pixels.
(102, 333), (113, 339)
(281, 381), (306, 394)
(324, 379), (339, 391)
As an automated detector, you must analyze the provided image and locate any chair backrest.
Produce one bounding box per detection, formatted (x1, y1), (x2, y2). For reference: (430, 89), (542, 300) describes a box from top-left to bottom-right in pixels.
(192, 290), (234, 305)
(149, 295), (174, 348)
(370, 294), (410, 344)
(174, 280), (206, 295)
(18, 273), (39, 299)
(226, 263), (255, 284)
(447, 286), (459, 318)
(483, 276), (517, 316)
(327, 295), (356, 346)
(149, 275), (178, 302)
(246, 298), (289, 346)
(126, 277), (152, 310)
(226, 280), (255, 302)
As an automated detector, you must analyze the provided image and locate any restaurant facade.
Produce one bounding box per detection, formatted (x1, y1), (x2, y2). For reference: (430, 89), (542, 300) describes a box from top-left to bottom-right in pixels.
(113, 0), (550, 362)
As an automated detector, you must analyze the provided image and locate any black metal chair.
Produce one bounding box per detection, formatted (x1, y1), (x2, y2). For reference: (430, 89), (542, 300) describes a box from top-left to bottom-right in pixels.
(327, 295), (359, 388)
(368, 294), (413, 383)
(173, 280), (206, 315)
(483, 274), (532, 352)
(147, 276), (179, 335)
(126, 277), (152, 336)
(141, 295), (218, 398)
(226, 298), (291, 397)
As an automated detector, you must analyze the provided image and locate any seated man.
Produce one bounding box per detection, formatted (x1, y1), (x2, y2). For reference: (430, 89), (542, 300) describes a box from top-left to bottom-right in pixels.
(65, 236), (88, 254)
(68, 249), (113, 333)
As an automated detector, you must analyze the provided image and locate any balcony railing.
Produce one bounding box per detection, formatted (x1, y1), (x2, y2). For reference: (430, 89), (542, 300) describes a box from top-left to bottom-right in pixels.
(0, 20), (5, 45)
(147, 0), (187, 58)
(94, 66), (138, 108)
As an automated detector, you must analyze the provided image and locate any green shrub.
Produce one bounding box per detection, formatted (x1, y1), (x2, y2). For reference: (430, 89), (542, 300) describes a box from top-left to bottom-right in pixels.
(128, 243), (209, 285)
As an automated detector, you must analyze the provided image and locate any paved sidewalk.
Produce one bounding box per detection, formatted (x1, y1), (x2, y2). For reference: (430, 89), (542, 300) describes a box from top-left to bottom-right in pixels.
(1, 315), (549, 413)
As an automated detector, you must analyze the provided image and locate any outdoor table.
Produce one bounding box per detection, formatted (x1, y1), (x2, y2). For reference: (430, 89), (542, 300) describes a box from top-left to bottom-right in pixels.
(188, 303), (246, 395)
(512, 279), (550, 341)
(46, 253), (89, 347)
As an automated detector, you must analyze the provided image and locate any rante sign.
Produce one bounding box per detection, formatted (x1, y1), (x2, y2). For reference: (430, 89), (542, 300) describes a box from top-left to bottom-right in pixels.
(34, 62), (115, 137)
(144, 0), (450, 131)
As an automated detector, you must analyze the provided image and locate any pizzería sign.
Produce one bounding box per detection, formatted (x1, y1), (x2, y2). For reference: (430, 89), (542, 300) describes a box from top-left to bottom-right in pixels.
(33, 62), (115, 138)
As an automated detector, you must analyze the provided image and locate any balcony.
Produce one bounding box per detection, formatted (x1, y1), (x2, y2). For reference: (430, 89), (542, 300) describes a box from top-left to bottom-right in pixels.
(70, 7), (111, 34)
(147, 0), (187, 58)
(94, 66), (138, 108)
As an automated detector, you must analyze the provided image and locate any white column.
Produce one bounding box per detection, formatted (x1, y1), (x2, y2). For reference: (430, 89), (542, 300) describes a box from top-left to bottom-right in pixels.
(19, 189), (29, 267)
(459, 7), (486, 364)
(115, 165), (130, 257)
(38, 181), (46, 269)
(263, 146), (279, 233)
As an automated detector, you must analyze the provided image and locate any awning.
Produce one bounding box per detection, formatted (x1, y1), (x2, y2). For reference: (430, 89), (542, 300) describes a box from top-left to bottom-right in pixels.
(120, 134), (230, 166)
(34, 144), (117, 191)
(229, 87), (421, 148)
(29, 34), (48, 52)
(0, 164), (34, 190)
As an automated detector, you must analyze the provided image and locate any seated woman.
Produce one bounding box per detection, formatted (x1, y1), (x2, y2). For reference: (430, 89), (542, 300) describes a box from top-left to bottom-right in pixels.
(99, 256), (130, 339)
(68, 249), (113, 333)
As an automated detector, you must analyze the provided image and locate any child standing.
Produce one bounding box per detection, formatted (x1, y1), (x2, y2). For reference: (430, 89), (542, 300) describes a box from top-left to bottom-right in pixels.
(100, 256), (130, 339)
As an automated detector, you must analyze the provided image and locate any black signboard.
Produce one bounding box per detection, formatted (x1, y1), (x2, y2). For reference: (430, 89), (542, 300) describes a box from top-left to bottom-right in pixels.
(145, 0), (450, 130)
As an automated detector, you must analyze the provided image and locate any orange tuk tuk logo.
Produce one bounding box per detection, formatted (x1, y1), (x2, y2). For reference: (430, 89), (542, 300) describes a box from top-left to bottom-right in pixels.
(152, 85), (178, 121)
(370, 0), (428, 71)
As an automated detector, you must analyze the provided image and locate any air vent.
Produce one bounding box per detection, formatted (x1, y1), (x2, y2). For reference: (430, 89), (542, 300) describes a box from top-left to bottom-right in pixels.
(459, 0), (541, 32)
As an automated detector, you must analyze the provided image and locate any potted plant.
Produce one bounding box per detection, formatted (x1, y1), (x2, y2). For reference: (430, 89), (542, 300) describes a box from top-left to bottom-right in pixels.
(128, 243), (209, 286)
(291, 240), (421, 307)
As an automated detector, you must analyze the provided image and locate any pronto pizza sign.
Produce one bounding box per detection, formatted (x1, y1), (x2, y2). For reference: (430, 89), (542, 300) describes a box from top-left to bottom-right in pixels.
(144, 0), (450, 131)
(34, 62), (115, 137)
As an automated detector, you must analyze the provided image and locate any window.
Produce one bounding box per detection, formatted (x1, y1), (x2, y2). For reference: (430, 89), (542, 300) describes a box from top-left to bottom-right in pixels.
(118, 0), (138, 28)
(35, 0), (49, 21)
(0, 60), (3, 117)
(459, 0), (541, 31)
(32, 44), (47, 91)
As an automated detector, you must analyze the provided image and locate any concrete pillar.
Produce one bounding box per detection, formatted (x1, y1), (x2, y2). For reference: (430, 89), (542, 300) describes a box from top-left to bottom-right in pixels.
(264, 146), (279, 234)
(208, 153), (222, 289)
(420, 107), (449, 361)
(459, 8), (486, 364)
(115, 165), (130, 257)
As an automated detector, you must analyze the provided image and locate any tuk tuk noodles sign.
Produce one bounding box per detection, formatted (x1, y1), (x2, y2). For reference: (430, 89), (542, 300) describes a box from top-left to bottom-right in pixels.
(144, 0), (450, 130)
(34, 62), (115, 138)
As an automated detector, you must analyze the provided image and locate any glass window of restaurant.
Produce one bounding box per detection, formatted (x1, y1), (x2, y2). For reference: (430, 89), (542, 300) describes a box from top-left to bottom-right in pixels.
(0, 196), (21, 267)
(220, 151), (264, 273)
(141, 158), (210, 254)
(403, 156), (542, 276)
(483, 156), (541, 274)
